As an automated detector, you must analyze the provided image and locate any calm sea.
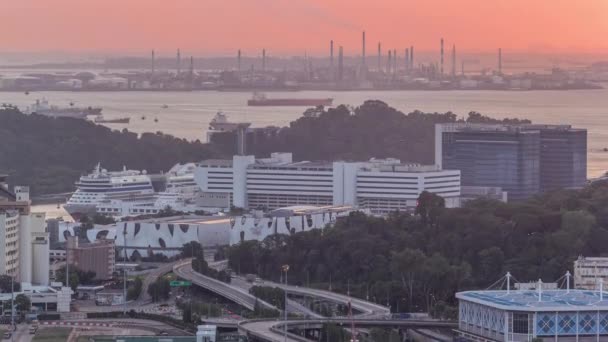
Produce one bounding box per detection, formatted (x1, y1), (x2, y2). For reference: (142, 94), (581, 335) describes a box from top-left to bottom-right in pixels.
(2, 89), (607, 178)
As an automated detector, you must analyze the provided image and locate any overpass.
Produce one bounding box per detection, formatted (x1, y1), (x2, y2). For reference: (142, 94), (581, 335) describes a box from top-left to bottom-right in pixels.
(173, 260), (276, 312)
(238, 318), (458, 342)
(230, 275), (390, 318)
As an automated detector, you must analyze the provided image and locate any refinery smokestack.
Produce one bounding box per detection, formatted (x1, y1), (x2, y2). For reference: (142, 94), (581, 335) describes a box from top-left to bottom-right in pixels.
(330, 40), (334, 81)
(330, 40), (334, 67)
(452, 44), (456, 76)
(440, 38), (444, 75)
(338, 46), (344, 81)
(498, 48), (502, 74)
(410, 46), (414, 70)
(190, 56), (194, 76)
(405, 48), (409, 72)
(177, 49), (181, 74)
(237, 49), (242, 72)
(393, 49), (397, 74)
(262, 49), (266, 72)
(387, 50), (392, 74)
(377, 42), (382, 72)
(151, 49), (155, 74)
(362, 31), (366, 66)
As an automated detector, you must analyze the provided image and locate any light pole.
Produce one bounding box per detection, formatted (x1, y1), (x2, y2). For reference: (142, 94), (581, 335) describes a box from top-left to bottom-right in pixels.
(123, 226), (128, 316)
(10, 273), (14, 342)
(281, 264), (289, 342)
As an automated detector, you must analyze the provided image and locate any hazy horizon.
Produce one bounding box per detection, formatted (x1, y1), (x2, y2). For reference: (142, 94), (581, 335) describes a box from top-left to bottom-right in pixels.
(2, 0), (608, 56)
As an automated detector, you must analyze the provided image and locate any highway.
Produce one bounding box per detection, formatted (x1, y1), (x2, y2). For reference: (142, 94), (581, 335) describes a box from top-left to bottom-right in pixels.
(238, 318), (458, 342)
(133, 260), (182, 306)
(231, 275), (390, 318)
(173, 260), (277, 312)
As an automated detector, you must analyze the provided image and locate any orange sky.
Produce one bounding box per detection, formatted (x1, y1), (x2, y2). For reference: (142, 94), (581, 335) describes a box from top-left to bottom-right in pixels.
(2, 0), (608, 56)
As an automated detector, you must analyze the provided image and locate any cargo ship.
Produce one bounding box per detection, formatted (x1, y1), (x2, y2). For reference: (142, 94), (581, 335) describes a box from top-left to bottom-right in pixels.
(247, 93), (333, 107)
(24, 98), (102, 119)
(94, 116), (130, 124)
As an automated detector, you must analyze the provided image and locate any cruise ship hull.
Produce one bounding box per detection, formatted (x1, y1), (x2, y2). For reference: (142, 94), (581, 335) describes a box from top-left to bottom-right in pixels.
(63, 203), (97, 220)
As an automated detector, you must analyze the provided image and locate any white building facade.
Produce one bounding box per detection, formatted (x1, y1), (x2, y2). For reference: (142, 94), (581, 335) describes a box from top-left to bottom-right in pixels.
(194, 153), (461, 213)
(0, 184), (50, 285)
(574, 256), (608, 290)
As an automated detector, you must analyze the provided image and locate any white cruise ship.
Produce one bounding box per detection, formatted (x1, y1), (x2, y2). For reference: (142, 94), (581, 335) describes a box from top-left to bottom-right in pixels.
(64, 164), (155, 218)
(73, 163), (204, 218)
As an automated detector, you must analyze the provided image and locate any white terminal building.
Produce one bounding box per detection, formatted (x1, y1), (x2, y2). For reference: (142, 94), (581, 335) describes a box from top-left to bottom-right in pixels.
(574, 256), (608, 290)
(194, 153), (461, 213)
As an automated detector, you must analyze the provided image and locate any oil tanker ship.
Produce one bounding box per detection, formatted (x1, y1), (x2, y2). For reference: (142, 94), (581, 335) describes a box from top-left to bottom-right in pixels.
(247, 93), (333, 107)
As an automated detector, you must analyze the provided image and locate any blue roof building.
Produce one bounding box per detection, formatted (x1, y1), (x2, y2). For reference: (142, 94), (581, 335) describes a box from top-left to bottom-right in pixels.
(456, 289), (608, 341)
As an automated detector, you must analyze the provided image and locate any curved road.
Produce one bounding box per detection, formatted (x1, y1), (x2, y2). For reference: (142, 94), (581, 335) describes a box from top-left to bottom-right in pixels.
(173, 260), (276, 311)
(230, 275), (389, 318)
(239, 318), (458, 342)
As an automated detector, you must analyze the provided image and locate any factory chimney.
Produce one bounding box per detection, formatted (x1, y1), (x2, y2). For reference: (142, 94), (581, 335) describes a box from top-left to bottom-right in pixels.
(330, 40), (334, 80)
(393, 49), (397, 74)
(452, 44), (456, 76)
(440, 38), (444, 76)
(498, 48), (502, 75)
(151, 50), (155, 75)
(405, 48), (409, 72)
(262, 49), (266, 72)
(189, 56), (194, 76)
(237, 49), (242, 72)
(177, 49), (181, 75)
(338, 46), (344, 81)
(410, 46), (414, 70)
(387, 50), (392, 74)
(377, 42), (382, 72)
(362, 31), (366, 66)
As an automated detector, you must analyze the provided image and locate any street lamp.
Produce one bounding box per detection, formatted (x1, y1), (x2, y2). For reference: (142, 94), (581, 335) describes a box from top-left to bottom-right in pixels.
(123, 226), (128, 316)
(281, 264), (289, 342)
(10, 273), (14, 342)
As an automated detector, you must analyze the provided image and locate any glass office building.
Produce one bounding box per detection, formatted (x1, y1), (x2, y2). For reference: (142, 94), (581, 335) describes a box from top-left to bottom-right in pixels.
(436, 124), (587, 201)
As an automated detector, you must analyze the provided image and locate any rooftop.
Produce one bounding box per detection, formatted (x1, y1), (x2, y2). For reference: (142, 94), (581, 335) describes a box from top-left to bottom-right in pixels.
(457, 289), (608, 312)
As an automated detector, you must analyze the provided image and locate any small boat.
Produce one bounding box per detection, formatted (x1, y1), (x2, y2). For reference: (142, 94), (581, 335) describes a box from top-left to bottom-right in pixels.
(94, 116), (130, 124)
(141, 116), (146, 120)
(161, 104), (169, 109)
(154, 117), (158, 123)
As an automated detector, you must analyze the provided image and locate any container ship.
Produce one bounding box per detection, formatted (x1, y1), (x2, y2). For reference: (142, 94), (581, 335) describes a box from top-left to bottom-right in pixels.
(247, 93), (333, 107)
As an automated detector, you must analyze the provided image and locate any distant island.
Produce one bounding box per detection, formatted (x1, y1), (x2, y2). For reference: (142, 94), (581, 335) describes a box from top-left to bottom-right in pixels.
(0, 101), (528, 195)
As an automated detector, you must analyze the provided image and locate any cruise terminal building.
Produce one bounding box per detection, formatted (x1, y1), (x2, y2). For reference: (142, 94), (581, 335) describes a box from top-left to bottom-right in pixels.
(457, 289), (608, 341)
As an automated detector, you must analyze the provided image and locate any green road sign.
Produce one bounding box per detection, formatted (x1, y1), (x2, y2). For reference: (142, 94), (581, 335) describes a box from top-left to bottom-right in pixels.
(170, 281), (192, 287)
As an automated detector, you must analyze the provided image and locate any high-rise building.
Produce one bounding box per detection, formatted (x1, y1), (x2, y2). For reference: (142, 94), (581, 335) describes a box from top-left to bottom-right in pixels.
(436, 123), (587, 200)
(66, 237), (115, 280)
(533, 125), (587, 192)
(0, 178), (49, 284)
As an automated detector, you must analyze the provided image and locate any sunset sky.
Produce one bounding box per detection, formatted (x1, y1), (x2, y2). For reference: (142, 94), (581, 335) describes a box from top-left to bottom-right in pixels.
(2, 0), (608, 56)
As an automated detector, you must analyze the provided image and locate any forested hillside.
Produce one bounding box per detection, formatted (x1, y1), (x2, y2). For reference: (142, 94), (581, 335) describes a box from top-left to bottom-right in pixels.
(227, 182), (608, 317)
(1, 101), (528, 195)
(0, 105), (219, 195)
(212, 100), (530, 164)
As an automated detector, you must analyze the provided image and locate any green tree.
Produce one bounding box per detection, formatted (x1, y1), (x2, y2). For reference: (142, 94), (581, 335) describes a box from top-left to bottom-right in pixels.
(15, 294), (30, 314)
(390, 248), (425, 311)
(415, 191), (445, 225)
(182, 241), (204, 258)
(148, 278), (171, 302)
(0, 275), (20, 293)
(127, 277), (143, 301)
